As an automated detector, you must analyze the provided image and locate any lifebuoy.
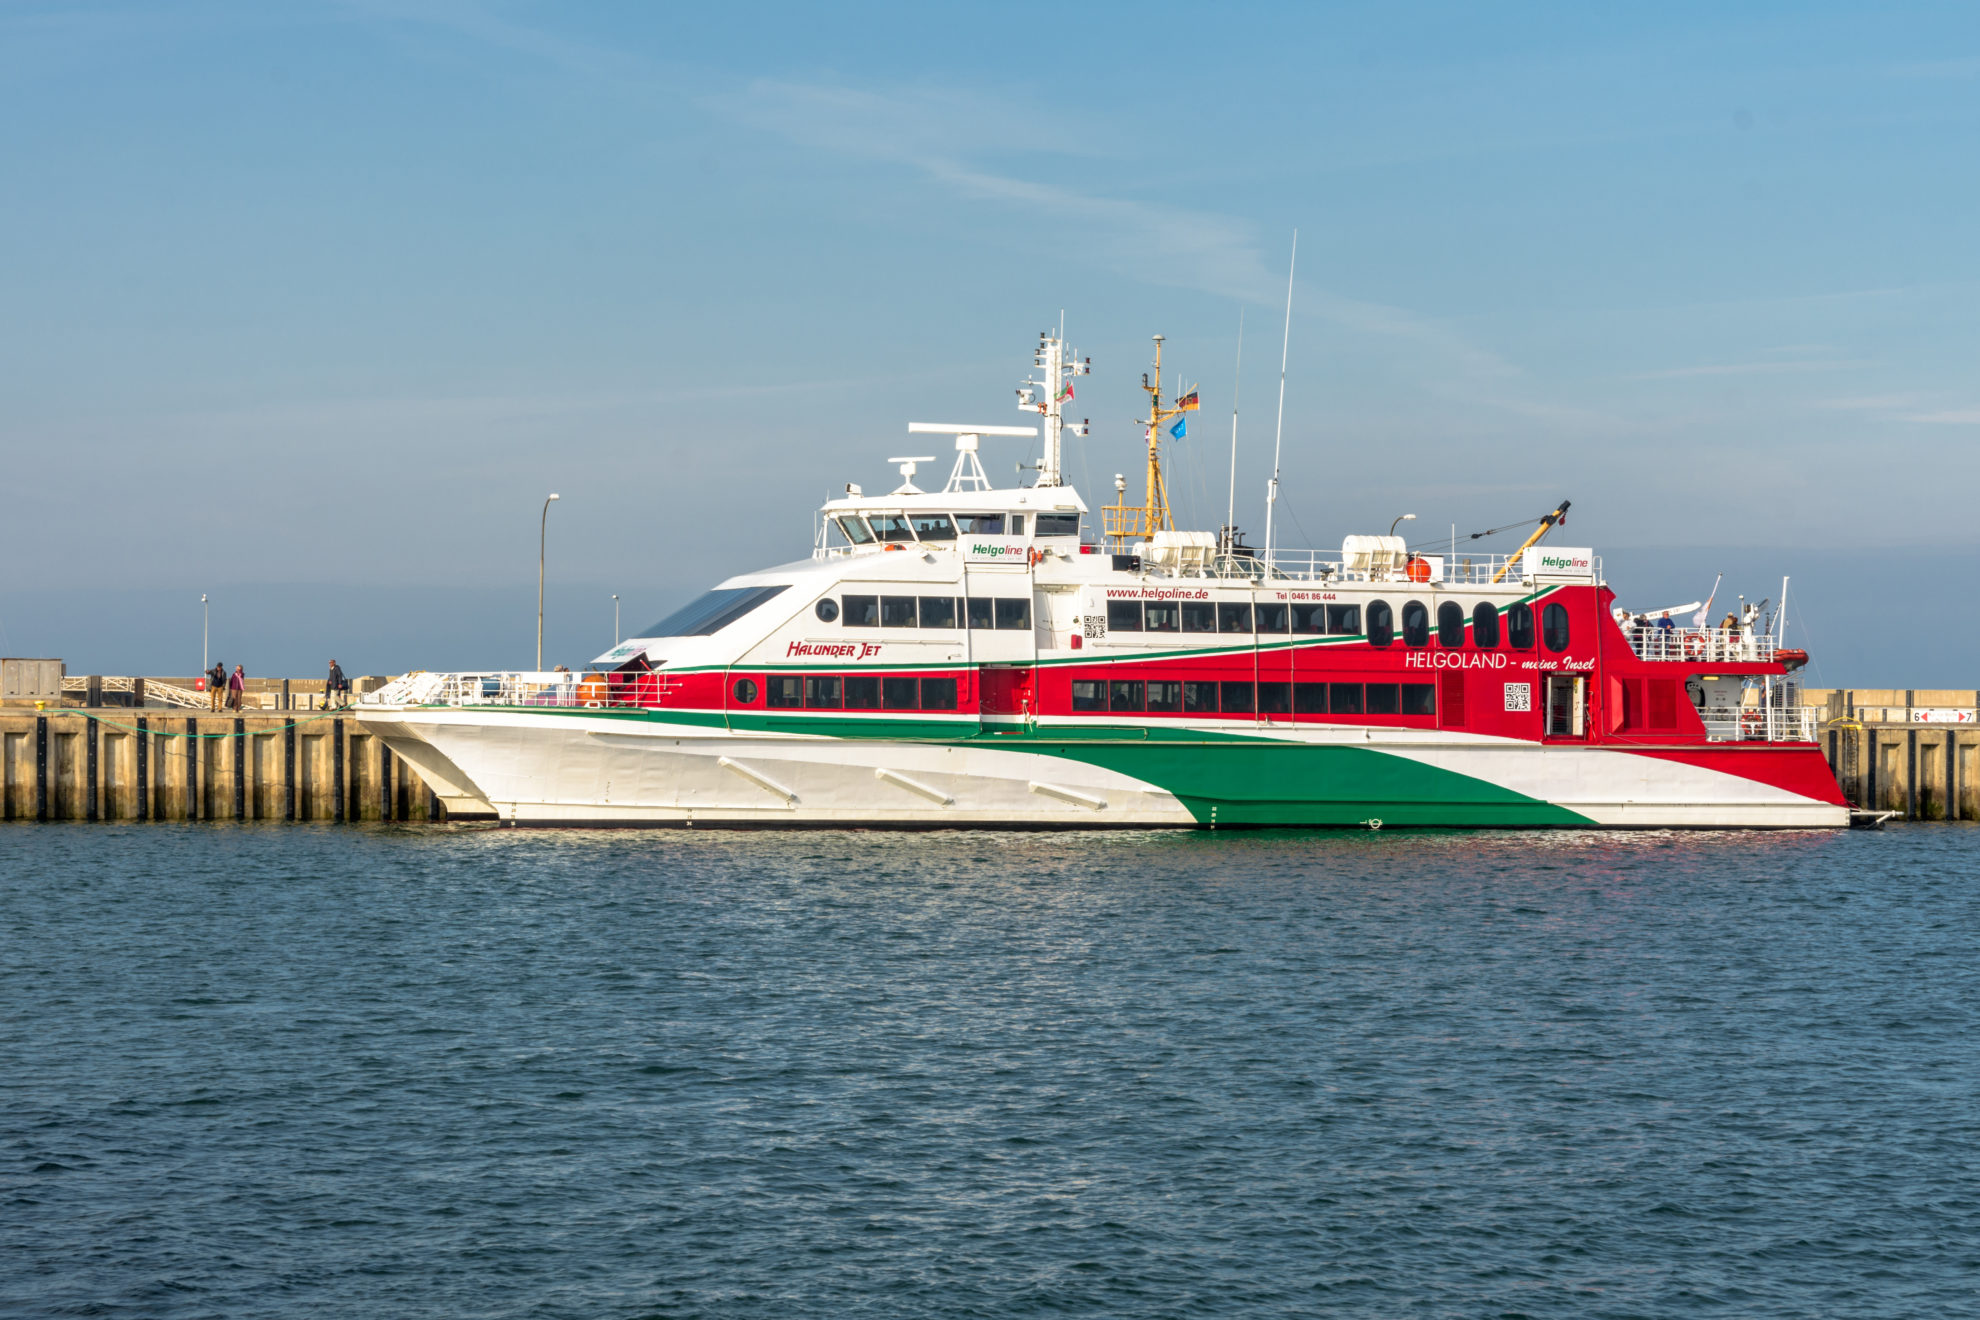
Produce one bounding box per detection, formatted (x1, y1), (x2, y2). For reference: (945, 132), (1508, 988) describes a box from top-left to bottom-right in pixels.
(1682, 631), (1707, 660)
(1740, 709), (1766, 739)
(1029, 546), (1043, 567)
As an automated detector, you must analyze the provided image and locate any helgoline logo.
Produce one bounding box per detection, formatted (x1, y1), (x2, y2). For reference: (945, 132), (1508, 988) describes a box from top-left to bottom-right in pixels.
(1537, 553), (1587, 570)
(970, 544), (1023, 558)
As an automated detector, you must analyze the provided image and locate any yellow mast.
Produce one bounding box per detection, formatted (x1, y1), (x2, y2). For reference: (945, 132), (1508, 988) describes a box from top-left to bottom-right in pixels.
(1102, 335), (1196, 552)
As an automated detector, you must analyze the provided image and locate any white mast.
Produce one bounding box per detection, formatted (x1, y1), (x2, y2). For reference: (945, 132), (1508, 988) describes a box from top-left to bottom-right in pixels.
(1017, 325), (1089, 487)
(1263, 230), (1297, 569)
(1225, 308), (1244, 543)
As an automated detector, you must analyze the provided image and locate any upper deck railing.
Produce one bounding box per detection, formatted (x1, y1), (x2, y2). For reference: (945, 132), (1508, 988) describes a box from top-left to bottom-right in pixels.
(1699, 705), (1819, 743)
(1624, 625), (1776, 665)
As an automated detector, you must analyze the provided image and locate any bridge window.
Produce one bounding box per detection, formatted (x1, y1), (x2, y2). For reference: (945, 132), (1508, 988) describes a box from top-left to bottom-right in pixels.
(1146, 681), (1182, 713)
(767, 676), (802, 708)
(910, 513), (956, 541)
(1257, 603), (1290, 633)
(1144, 601), (1180, 632)
(1258, 683), (1291, 715)
(842, 595), (879, 628)
(1181, 601), (1215, 632)
(1220, 681), (1254, 714)
(1327, 604), (1361, 635)
(1542, 602), (1571, 653)
(637, 584), (790, 638)
(1367, 600), (1393, 647)
(1329, 683), (1363, 714)
(921, 678), (958, 710)
(1294, 682), (1327, 713)
(918, 596), (957, 629)
(1110, 679), (1145, 711)
(1437, 601), (1466, 648)
(1402, 683), (1436, 716)
(1035, 512), (1080, 537)
(1107, 600), (1144, 632)
(804, 676), (841, 708)
(1506, 602), (1534, 649)
(815, 598), (840, 623)
(1218, 602), (1252, 633)
(731, 678), (759, 705)
(995, 598), (1031, 631)
(869, 514), (915, 543)
(833, 515), (875, 545)
(1072, 680), (1106, 711)
(1402, 600), (1430, 647)
(954, 513), (1009, 534)
(1183, 681), (1218, 713)
(881, 596), (918, 627)
(1472, 602), (1500, 649)
(882, 677), (918, 709)
(1366, 683), (1401, 715)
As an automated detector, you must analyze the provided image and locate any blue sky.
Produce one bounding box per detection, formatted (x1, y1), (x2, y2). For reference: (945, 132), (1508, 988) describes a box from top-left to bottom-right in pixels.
(2, 2), (1976, 681)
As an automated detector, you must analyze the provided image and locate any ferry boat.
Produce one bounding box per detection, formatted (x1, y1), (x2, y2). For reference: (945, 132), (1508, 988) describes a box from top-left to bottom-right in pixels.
(358, 330), (1848, 829)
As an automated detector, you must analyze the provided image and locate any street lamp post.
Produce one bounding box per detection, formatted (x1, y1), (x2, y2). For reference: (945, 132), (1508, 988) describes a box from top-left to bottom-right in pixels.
(538, 494), (560, 671)
(201, 594), (208, 673)
(612, 595), (620, 647)
(1389, 513), (1417, 538)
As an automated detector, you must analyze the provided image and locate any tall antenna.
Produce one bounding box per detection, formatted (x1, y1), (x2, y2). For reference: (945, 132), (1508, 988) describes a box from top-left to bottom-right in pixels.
(1263, 230), (1298, 569)
(1225, 308), (1244, 543)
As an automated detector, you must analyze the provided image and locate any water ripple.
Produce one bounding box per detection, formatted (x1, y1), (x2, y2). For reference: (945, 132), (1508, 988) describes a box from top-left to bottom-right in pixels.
(2, 824), (1976, 1317)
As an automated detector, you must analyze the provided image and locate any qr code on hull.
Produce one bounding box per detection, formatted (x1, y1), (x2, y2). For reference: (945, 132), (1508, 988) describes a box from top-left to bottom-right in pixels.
(1083, 618), (1106, 640)
(1504, 682), (1532, 712)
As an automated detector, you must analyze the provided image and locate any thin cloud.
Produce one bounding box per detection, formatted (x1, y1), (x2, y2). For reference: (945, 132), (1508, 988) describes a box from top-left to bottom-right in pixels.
(1630, 359), (1873, 381)
(1901, 408), (1980, 425)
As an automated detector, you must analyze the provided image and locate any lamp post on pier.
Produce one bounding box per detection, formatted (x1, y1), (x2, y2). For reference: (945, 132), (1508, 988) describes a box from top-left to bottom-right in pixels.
(538, 494), (560, 671)
(612, 594), (620, 647)
(201, 594), (208, 674)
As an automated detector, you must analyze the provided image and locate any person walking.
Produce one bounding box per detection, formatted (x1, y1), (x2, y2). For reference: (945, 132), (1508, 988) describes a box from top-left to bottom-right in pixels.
(326, 659), (347, 709)
(207, 660), (226, 712)
(227, 664), (246, 712)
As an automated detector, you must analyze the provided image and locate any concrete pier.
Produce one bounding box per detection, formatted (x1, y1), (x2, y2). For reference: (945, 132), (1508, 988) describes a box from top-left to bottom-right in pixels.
(0, 708), (446, 823)
(1806, 689), (1980, 822)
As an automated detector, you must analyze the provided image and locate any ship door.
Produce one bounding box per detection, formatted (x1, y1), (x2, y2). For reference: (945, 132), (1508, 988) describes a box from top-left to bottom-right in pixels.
(1545, 674), (1586, 739)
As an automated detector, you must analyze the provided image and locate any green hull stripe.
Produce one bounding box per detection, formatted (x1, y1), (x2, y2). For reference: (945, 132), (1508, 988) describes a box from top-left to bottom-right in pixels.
(1028, 740), (1594, 827)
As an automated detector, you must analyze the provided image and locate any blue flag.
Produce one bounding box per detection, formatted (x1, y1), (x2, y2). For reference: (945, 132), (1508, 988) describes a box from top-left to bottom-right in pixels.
(1168, 415), (1187, 440)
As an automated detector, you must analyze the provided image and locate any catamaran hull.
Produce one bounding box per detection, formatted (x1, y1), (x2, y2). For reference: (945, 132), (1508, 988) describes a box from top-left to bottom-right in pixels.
(358, 708), (1850, 829)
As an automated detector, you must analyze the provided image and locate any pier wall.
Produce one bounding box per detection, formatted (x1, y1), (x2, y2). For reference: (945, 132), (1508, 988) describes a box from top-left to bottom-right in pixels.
(1804, 689), (1978, 822)
(0, 709), (446, 823)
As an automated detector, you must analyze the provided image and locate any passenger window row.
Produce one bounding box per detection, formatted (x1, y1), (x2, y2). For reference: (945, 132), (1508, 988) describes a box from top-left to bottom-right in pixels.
(1105, 600), (1366, 636)
(1071, 679), (1437, 717)
(832, 511), (1082, 545)
(1364, 600), (1560, 652)
(818, 595), (1032, 630)
(759, 675), (960, 711)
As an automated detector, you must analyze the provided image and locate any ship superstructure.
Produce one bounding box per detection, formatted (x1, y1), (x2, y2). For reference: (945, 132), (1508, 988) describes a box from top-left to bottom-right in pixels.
(359, 330), (1848, 829)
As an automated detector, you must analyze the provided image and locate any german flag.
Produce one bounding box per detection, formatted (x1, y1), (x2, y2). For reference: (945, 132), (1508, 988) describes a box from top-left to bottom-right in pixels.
(1175, 387), (1200, 411)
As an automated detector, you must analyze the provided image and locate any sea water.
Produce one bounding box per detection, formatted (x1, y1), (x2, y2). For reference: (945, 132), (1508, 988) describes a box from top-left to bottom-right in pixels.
(3, 824), (1976, 1318)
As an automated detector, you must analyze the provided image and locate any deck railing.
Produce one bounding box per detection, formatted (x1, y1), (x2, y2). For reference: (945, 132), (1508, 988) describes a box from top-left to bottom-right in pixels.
(1699, 705), (1819, 743)
(1624, 626), (1776, 664)
(361, 670), (667, 710)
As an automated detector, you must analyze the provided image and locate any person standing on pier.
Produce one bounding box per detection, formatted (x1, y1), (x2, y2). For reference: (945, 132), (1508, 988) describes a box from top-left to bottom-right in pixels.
(207, 660), (226, 712)
(228, 664), (246, 712)
(326, 659), (347, 709)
